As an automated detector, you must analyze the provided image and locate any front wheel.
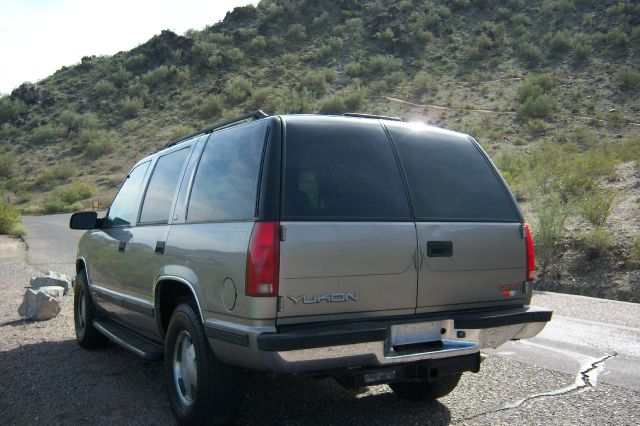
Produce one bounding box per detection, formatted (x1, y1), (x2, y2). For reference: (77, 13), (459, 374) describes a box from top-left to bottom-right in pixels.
(165, 302), (243, 425)
(73, 272), (109, 349)
(390, 373), (462, 401)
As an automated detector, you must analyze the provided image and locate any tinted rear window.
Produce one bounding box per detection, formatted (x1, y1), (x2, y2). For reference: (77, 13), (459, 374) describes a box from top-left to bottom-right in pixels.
(283, 117), (411, 220)
(187, 120), (268, 222)
(386, 122), (518, 222)
(139, 147), (190, 224)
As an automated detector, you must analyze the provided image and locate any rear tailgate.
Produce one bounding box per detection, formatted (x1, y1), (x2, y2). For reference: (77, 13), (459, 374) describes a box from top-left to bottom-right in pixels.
(276, 116), (418, 324)
(384, 122), (528, 312)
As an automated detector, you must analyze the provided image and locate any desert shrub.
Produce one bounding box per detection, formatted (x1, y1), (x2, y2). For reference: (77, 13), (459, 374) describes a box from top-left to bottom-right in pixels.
(631, 235), (640, 263)
(76, 128), (108, 145)
(272, 88), (316, 114)
(343, 18), (365, 39)
(0, 153), (16, 178)
(119, 96), (144, 118)
(450, 0), (470, 10)
(0, 201), (25, 236)
(524, 118), (550, 135)
(251, 86), (273, 107)
(85, 140), (115, 157)
(367, 55), (403, 75)
(168, 125), (196, 142)
(0, 123), (20, 138)
(548, 31), (572, 55)
(413, 72), (438, 96)
(313, 37), (343, 61)
(224, 76), (253, 104)
(59, 110), (82, 132)
(319, 96), (347, 114)
(287, 24), (307, 40)
(518, 95), (555, 120)
(614, 67), (640, 91)
(517, 75), (556, 120)
(0, 97), (24, 124)
(199, 95), (225, 119)
(95, 80), (116, 98)
(516, 41), (544, 68)
(581, 228), (615, 260)
(581, 189), (616, 227)
(300, 69), (335, 96)
(125, 54), (147, 73)
(30, 124), (65, 145)
(43, 199), (83, 214)
(475, 33), (493, 50)
(35, 163), (77, 187)
(56, 181), (95, 204)
(141, 65), (176, 90)
(602, 28), (629, 49)
(345, 62), (364, 77)
(511, 13), (532, 26)
(111, 65), (132, 88)
(534, 194), (569, 276)
(248, 35), (267, 52)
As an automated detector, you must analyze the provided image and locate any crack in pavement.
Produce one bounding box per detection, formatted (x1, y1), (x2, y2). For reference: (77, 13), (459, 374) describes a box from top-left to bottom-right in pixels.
(463, 352), (617, 421)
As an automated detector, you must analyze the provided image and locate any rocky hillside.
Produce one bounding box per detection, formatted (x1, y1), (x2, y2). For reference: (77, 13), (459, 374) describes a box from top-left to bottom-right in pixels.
(0, 0), (639, 300)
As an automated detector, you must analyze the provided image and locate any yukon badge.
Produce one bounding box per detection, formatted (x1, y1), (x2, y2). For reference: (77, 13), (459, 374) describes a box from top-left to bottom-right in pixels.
(288, 292), (359, 304)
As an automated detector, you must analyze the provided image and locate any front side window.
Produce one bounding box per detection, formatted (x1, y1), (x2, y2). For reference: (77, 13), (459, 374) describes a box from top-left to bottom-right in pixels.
(187, 120), (268, 222)
(139, 148), (190, 224)
(105, 161), (150, 227)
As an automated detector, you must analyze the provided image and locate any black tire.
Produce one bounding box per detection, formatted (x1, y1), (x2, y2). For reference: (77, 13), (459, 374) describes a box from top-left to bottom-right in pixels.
(390, 373), (462, 401)
(165, 302), (244, 426)
(74, 272), (109, 349)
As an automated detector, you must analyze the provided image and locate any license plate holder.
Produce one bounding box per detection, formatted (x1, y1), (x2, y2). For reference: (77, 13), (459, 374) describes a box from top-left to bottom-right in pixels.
(389, 321), (444, 346)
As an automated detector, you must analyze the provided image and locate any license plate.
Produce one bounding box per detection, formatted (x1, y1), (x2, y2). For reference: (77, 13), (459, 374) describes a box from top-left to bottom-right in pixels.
(389, 321), (443, 346)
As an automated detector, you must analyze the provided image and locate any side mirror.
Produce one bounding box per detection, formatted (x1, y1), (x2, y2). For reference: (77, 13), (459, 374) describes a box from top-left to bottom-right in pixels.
(70, 212), (98, 230)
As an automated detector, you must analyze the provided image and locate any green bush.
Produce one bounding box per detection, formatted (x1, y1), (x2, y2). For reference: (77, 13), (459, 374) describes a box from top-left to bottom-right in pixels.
(273, 88), (316, 114)
(111, 65), (132, 88)
(548, 31), (572, 55)
(35, 163), (77, 187)
(119, 96), (144, 118)
(367, 55), (403, 75)
(199, 95), (225, 119)
(0, 153), (16, 178)
(0, 97), (24, 124)
(534, 194), (569, 276)
(125, 54), (147, 73)
(224, 76), (253, 104)
(631, 235), (640, 263)
(614, 67), (640, 91)
(30, 124), (66, 145)
(319, 96), (347, 114)
(582, 189), (616, 227)
(141, 65), (176, 90)
(0, 201), (25, 237)
(43, 200), (83, 214)
(287, 24), (307, 40)
(413, 72), (438, 96)
(300, 69), (335, 96)
(85, 140), (115, 157)
(95, 80), (116, 98)
(581, 228), (615, 260)
(516, 41), (544, 67)
(55, 181), (95, 204)
(518, 95), (555, 120)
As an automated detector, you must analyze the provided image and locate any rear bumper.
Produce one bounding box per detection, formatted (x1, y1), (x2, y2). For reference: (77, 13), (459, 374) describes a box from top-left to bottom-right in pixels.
(206, 306), (552, 374)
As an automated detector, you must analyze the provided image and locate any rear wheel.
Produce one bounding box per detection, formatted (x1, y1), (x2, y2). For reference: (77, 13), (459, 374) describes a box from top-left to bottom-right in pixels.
(73, 272), (109, 349)
(390, 373), (462, 401)
(165, 302), (243, 425)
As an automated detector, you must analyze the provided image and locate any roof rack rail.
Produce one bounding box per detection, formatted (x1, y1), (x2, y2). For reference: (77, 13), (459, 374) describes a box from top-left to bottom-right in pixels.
(165, 109), (269, 148)
(342, 113), (402, 121)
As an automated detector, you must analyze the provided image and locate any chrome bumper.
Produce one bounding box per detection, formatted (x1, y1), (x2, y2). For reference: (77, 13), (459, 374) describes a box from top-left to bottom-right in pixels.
(259, 321), (547, 373)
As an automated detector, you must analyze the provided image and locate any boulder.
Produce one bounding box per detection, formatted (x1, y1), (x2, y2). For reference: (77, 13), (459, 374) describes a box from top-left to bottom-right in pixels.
(18, 287), (64, 321)
(31, 271), (71, 295)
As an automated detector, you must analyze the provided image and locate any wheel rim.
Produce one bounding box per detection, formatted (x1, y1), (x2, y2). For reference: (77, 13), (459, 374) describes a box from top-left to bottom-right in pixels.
(173, 330), (198, 406)
(76, 285), (85, 334)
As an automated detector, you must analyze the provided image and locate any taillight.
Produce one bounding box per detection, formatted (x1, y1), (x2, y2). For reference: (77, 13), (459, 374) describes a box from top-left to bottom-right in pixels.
(523, 222), (535, 282)
(246, 221), (280, 297)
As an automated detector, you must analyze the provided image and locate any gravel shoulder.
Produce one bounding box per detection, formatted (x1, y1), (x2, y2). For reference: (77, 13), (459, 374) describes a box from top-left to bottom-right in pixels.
(1, 235), (638, 425)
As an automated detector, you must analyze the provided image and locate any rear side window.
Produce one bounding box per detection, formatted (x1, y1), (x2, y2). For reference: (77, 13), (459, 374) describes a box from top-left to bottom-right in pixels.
(106, 161), (150, 227)
(386, 122), (518, 222)
(187, 120), (268, 222)
(139, 147), (190, 224)
(283, 118), (411, 220)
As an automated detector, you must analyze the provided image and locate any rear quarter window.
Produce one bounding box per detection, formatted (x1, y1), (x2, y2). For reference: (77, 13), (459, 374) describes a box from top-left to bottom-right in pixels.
(385, 122), (518, 222)
(283, 117), (411, 220)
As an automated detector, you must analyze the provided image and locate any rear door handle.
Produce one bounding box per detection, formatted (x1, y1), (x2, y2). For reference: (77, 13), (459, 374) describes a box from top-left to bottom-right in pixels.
(155, 241), (166, 255)
(427, 241), (453, 257)
(118, 241), (126, 253)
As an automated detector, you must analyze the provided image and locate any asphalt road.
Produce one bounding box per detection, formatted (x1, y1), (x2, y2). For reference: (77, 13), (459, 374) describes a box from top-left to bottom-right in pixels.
(9, 213), (640, 425)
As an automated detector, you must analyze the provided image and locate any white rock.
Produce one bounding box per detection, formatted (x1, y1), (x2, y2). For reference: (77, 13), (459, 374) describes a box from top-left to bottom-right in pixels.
(30, 271), (71, 295)
(17, 287), (63, 321)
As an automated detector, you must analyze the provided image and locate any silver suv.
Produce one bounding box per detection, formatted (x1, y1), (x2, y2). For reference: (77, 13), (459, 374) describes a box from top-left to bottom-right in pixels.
(70, 111), (552, 425)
